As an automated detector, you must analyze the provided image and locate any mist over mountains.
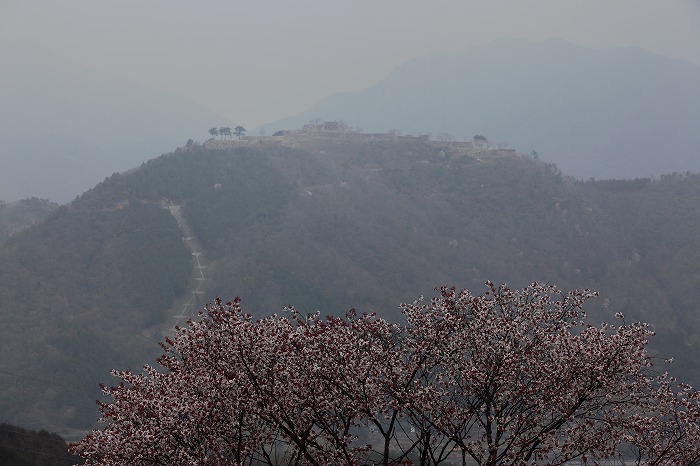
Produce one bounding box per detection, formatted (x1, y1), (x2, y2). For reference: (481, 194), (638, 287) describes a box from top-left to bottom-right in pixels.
(267, 38), (700, 180)
(4, 38), (699, 202)
(2, 132), (700, 436)
(2, 34), (700, 440)
(0, 40), (231, 202)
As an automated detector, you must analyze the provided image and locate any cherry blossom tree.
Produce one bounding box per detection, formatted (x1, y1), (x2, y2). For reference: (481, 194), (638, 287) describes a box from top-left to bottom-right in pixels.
(399, 283), (700, 465)
(71, 284), (700, 465)
(72, 299), (404, 465)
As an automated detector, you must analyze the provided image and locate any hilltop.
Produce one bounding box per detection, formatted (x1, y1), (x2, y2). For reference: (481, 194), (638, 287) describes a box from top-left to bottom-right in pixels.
(2, 128), (700, 436)
(266, 38), (700, 180)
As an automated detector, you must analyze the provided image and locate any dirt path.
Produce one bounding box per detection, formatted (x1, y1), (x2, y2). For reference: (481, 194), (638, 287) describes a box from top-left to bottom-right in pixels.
(166, 205), (210, 326)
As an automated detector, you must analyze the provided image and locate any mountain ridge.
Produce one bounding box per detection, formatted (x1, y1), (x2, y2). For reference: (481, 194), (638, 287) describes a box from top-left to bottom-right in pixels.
(0, 39), (233, 202)
(2, 129), (700, 437)
(263, 38), (700, 180)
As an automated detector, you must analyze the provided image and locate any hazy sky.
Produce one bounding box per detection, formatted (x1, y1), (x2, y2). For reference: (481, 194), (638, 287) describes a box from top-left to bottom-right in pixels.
(2, 0), (699, 128)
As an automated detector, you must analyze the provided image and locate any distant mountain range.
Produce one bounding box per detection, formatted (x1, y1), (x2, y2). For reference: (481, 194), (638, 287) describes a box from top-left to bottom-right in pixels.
(2, 130), (700, 436)
(0, 40), (231, 202)
(4, 38), (698, 201)
(265, 38), (700, 180)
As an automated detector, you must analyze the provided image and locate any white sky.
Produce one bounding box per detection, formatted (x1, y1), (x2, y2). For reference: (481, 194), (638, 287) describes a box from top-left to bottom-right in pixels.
(2, 0), (699, 128)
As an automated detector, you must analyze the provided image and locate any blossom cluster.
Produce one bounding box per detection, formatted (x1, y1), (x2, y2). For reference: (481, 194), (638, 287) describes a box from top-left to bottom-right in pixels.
(71, 283), (700, 465)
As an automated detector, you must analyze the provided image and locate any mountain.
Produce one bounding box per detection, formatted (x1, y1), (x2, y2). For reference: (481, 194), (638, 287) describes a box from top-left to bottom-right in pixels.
(265, 38), (700, 180)
(0, 198), (57, 244)
(2, 129), (700, 437)
(0, 40), (232, 203)
(0, 423), (77, 466)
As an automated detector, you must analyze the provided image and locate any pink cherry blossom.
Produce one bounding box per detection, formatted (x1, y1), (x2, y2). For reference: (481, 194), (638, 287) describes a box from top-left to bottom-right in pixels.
(71, 285), (700, 465)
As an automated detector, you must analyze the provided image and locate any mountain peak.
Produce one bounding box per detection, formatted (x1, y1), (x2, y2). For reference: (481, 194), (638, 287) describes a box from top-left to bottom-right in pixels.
(264, 38), (700, 180)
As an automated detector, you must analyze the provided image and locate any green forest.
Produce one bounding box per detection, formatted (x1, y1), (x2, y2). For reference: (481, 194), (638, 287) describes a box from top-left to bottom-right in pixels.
(2, 133), (700, 438)
(0, 423), (78, 465)
(0, 198), (57, 243)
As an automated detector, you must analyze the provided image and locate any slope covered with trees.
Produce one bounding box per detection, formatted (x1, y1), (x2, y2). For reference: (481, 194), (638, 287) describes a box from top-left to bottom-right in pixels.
(2, 131), (700, 436)
(0, 198), (57, 244)
(0, 198), (191, 433)
(0, 423), (78, 466)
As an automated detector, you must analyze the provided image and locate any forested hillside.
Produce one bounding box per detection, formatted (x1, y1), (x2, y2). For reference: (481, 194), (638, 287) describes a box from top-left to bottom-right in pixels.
(0, 198), (57, 243)
(2, 129), (700, 437)
(0, 423), (77, 465)
(0, 198), (191, 434)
